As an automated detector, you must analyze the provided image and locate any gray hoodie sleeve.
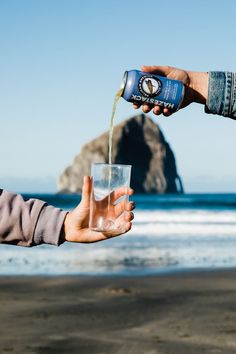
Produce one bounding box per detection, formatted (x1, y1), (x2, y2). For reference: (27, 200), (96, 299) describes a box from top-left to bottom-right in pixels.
(0, 189), (68, 247)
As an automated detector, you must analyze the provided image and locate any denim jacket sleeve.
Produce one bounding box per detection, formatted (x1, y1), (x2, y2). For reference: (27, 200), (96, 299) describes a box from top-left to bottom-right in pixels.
(205, 71), (236, 119)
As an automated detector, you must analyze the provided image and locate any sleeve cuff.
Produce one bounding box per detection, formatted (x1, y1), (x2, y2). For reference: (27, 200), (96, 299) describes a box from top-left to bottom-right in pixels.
(205, 71), (236, 119)
(33, 205), (68, 246)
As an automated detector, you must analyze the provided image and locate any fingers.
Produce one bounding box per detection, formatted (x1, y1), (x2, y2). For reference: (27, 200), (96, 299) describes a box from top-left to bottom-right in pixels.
(133, 102), (152, 113)
(114, 211), (133, 233)
(102, 221), (132, 238)
(124, 211), (134, 222)
(80, 176), (92, 207)
(96, 207), (134, 241)
(86, 219), (133, 241)
(135, 104), (172, 117)
(114, 200), (135, 216)
(133, 103), (140, 110)
(163, 108), (172, 117)
(109, 187), (134, 204)
(126, 201), (135, 211)
(142, 105), (173, 116)
(113, 207), (135, 222)
(142, 104), (152, 113)
(134, 102), (153, 114)
(141, 65), (173, 77)
(153, 105), (162, 115)
(123, 221), (132, 233)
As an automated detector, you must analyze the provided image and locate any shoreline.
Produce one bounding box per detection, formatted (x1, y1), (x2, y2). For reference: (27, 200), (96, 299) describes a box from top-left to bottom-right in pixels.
(0, 269), (236, 353)
(0, 265), (236, 278)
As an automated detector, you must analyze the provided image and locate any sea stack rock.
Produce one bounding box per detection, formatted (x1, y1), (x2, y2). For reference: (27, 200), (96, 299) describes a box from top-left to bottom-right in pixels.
(58, 114), (183, 194)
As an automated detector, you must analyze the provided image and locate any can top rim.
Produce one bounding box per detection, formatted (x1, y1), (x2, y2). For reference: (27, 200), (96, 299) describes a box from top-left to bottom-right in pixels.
(120, 71), (128, 95)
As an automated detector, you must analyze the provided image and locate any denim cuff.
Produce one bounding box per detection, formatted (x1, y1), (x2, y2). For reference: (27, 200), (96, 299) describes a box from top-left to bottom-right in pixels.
(205, 71), (236, 120)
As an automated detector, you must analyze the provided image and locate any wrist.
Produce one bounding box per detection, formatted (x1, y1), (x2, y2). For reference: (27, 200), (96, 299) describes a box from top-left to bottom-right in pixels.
(189, 71), (209, 104)
(60, 212), (70, 243)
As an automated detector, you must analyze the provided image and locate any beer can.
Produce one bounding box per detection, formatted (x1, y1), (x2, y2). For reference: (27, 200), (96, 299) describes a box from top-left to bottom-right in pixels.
(121, 70), (185, 112)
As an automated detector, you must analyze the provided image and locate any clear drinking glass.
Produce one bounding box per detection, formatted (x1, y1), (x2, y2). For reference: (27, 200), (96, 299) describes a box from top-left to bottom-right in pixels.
(89, 163), (132, 234)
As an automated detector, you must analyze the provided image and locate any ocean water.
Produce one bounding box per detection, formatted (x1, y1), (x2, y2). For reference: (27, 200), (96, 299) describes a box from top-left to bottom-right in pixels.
(1, 193), (236, 276)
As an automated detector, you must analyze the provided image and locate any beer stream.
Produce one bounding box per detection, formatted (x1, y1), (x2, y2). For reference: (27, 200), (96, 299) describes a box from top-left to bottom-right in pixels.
(108, 88), (123, 165)
(106, 88), (123, 222)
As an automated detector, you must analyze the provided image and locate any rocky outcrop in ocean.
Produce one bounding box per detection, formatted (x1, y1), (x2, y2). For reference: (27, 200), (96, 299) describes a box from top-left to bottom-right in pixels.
(58, 114), (183, 194)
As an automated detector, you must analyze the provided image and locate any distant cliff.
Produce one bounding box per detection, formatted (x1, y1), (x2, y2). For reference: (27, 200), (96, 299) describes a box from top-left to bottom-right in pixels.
(58, 114), (184, 194)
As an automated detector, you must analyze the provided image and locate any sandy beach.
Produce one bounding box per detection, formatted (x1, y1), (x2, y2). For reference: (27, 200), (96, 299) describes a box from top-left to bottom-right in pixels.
(0, 270), (235, 354)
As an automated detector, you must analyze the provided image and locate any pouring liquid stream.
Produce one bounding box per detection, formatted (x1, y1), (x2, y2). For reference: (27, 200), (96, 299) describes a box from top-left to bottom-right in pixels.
(107, 88), (123, 225)
(108, 88), (123, 165)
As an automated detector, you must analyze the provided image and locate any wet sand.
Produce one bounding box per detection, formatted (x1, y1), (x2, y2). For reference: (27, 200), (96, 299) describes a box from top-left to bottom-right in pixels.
(0, 270), (236, 354)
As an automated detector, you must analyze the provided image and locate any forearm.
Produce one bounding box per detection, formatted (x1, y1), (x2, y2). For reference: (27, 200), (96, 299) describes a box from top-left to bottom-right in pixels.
(188, 71), (209, 105)
(189, 71), (236, 119)
(0, 189), (67, 247)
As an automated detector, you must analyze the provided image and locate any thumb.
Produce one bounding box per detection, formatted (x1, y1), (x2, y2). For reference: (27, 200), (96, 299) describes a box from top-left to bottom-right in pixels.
(141, 65), (172, 77)
(80, 176), (92, 207)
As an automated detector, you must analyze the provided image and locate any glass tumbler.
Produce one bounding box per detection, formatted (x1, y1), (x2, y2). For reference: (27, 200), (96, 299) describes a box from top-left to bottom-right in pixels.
(89, 163), (132, 234)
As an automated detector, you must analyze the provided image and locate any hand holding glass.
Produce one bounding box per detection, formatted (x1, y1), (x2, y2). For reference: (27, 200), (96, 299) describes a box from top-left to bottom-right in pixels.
(89, 164), (132, 236)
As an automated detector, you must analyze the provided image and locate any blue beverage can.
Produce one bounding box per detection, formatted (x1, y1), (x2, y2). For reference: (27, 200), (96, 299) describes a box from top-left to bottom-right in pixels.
(121, 70), (185, 112)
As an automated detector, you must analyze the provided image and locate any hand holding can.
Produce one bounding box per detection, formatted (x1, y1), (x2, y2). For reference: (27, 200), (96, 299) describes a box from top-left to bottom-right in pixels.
(130, 66), (208, 117)
(121, 68), (185, 115)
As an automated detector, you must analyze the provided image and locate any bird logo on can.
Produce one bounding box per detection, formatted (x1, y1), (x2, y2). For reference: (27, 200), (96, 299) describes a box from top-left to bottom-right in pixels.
(138, 76), (162, 98)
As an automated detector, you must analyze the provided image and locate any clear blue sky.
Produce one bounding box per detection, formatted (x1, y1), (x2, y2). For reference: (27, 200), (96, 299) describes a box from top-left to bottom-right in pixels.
(0, 0), (236, 193)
